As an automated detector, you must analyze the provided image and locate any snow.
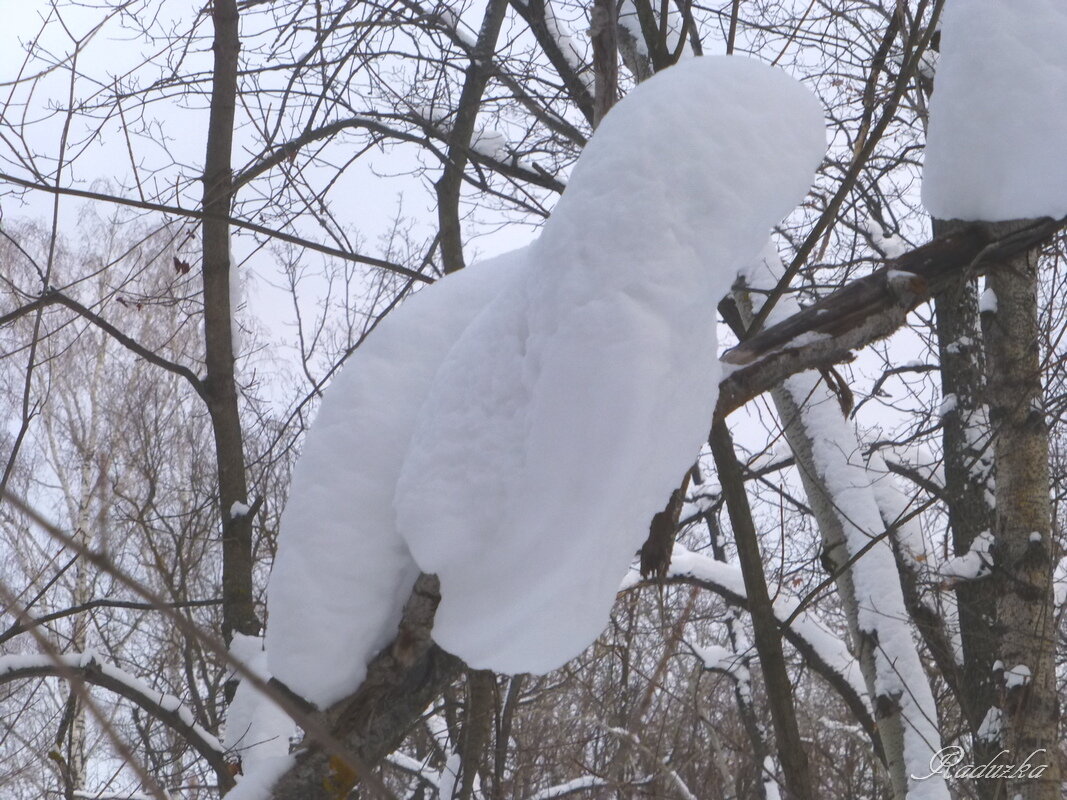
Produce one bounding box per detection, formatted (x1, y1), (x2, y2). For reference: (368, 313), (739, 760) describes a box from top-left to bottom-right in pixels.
(472, 128), (507, 160)
(763, 757), (782, 800)
(265, 250), (522, 706)
(745, 246), (950, 799)
(230, 501), (250, 519)
(542, 0), (591, 92)
(387, 751), (442, 786)
(1004, 664), (1031, 689)
(868, 225), (907, 258)
(0, 652), (223, 754)
(528, 776), (609, 800)
(867, 450), (930, 567)
(617, 0), (647, 58)
(680, 488), (721, 520)
(1054, 558), (1067, 609)
(393, 56), (824, 674)
(938, 393), (957, 418)
(918, 49), (938, 81)
(438, 752), (462, 800)
(979, 287), (997, 314)
(886, 269), (919, 284)
(694, 642), (751, 692)
(922, 0), (1067, 220)
(941, 530), (994, 581)
(977, 706), (1002, 743)
(627, 545), (867, 701)
(266, 56), (824, 696)
(224, 756), (295, 800)
(436, 2), (459, 30)
(224, 636), (295, 771)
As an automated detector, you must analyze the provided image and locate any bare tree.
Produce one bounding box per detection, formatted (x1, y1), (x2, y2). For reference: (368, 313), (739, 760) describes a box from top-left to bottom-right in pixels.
(2, 1), (1066, 799)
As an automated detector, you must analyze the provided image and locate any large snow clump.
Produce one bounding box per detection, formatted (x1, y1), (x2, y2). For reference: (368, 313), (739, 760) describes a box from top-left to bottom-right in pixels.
(266, 55), (825, 705)
(923, 0), (1067, 220)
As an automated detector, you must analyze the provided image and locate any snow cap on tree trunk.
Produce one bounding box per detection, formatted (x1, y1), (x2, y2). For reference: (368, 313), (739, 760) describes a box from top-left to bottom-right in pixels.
(923, 0), (1067, 220)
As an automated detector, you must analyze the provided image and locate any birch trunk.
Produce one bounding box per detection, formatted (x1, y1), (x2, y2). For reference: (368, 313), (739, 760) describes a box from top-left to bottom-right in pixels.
(980, 219), (1061, 799)
(734, 249), (949, 800)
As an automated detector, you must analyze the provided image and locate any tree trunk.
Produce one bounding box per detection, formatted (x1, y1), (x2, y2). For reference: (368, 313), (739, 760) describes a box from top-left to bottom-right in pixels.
(981, 219), (1061, 799)
(931, 218), (999, 795)
(710, 420), (814, 800)
(705, 510), (769, 800)
(732, 280), (908, 798)
(589, 0), (617, 126)
(457, 669), (495, 800)
(435, 0), (509, 274)
(202, 0), (259, 644)
(270, 575), (462, 800)
(733, 244), (958, 799)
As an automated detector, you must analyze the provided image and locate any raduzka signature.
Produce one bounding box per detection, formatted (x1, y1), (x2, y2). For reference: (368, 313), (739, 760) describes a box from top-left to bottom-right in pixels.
(912, 747), (1049, 780)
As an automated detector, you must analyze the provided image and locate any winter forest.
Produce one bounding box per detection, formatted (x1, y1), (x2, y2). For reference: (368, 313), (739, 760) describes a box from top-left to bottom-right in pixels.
(3, 0), (1067, 798)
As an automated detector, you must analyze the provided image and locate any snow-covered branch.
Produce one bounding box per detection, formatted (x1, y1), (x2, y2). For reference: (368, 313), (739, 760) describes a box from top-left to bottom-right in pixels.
(622, 546), (877, 753)
(0, 652), (228, 778)
(716, 217), (1066, 419)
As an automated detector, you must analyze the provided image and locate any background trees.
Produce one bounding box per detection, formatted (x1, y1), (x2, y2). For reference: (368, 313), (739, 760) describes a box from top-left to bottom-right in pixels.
(1, 1), (1064, 799)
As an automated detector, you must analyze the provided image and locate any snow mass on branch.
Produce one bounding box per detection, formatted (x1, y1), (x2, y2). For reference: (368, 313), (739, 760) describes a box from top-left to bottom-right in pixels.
(265, 56), (825, 705)
(922, 0), (1067, 220)
(745, 246), (950, 800)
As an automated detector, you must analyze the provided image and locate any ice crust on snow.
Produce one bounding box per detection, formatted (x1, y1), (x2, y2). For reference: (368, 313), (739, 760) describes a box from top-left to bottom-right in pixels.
(266, 56), (824, 699)
(923, 0), (1067, 220)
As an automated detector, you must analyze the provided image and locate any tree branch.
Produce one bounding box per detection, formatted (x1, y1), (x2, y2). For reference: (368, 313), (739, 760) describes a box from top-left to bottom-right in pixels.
(0, 598), (222, 647)
(622, 569), (882, 766)
(716, 218), (1066, 419)
(0, 171), (432, 283)
(0, 653), (231, 787)
(1, 290), (208, 402)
